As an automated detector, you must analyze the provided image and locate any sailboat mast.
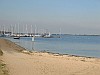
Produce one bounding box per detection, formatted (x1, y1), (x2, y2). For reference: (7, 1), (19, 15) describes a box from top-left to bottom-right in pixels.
(31, 25), (33, 36)
(26, 24), (28, 36)
(11, 24), (13, 35)
(35, 24), (37, 35)
(59, 28), (61, 38)
(3, 24), (5, 35)
(18, 23), (19, 36)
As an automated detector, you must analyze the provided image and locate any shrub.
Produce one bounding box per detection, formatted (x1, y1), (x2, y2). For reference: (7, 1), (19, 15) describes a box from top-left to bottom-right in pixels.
(0, 49), (3, 56)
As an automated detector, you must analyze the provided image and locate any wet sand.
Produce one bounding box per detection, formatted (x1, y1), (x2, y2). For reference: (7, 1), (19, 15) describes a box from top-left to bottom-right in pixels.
(0, 38), (100, 75)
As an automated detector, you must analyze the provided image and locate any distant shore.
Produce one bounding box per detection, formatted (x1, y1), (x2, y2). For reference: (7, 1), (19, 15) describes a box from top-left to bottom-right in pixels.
(52, 34), (100, 36)
(0, 38), (100, 75)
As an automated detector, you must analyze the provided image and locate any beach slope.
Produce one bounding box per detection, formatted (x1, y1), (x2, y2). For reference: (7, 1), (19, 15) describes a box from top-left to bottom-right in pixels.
(0, 38), (100, 75)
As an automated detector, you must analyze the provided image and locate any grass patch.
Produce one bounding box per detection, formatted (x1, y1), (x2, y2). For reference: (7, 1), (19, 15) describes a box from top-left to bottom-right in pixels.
(0, 49), (9, 75)
(0, 49), (3, 56)
(0, 61), (9, 75)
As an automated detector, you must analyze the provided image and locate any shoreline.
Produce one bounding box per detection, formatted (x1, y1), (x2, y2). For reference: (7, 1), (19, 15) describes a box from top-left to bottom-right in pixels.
(4, 38), (100, 61)
(2, 38), (100, 63)
(0, 38), (100, 75)
(5, 38), (99, 59)
(39, 50), (97, 58)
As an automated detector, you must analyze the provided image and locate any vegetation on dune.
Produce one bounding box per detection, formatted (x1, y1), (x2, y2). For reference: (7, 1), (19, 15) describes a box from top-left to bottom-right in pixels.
(0, 61), (9, 75)
(0, 49), (3, 56)
(0, 49), (9, 75)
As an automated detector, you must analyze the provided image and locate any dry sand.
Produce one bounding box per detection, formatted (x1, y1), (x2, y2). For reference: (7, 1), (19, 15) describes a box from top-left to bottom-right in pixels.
(0, 38), (100, 75)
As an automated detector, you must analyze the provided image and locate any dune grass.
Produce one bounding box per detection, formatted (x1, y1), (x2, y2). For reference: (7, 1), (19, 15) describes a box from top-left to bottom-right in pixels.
(0, 49), (3, 56)
(0, 49), (9, 75)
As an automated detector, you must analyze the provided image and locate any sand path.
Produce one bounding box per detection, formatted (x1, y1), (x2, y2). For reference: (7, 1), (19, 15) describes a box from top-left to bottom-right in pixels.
(0, 39), (100, 75)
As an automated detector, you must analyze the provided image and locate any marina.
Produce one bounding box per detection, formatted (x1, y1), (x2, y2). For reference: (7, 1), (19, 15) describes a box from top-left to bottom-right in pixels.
(0, 26), (100, 58)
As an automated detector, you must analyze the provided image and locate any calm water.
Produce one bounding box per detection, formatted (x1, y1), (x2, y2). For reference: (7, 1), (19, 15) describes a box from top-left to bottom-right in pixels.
(6, 35), (100, 58)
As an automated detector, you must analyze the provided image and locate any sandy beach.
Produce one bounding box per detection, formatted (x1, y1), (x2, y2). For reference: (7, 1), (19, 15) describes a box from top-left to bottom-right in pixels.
(0, 38), (100, 75)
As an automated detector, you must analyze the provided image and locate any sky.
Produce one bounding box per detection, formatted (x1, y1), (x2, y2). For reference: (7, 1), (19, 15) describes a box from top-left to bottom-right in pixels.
(0, 0), (100, 34)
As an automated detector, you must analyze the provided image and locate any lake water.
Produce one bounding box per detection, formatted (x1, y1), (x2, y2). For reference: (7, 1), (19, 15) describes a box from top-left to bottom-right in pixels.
(6, 35), (100, 58)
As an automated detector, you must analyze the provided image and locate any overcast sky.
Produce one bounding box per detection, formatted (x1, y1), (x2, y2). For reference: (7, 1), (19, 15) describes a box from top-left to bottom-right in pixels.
(0, 0), (100, 34)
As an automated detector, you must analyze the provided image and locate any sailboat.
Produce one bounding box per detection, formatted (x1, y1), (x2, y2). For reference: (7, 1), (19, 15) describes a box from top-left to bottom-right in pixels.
(43, 32), (51, 38)
(14, 24), (20, 39)
(14, 36), (20, 39)
(34, 24), (41, 37)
